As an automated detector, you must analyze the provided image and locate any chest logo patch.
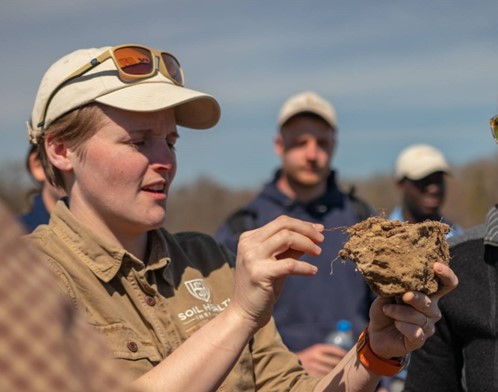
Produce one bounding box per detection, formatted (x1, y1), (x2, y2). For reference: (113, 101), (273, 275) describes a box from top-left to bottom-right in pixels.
(184, 279), (211, 302)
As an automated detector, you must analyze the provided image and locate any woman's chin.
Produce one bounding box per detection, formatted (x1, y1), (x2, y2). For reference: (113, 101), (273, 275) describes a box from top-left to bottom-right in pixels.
(141, 213), (167, 231)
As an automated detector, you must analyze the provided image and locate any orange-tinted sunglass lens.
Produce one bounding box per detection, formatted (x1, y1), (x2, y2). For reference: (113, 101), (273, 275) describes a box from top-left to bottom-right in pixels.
(114, 46), (153, 76)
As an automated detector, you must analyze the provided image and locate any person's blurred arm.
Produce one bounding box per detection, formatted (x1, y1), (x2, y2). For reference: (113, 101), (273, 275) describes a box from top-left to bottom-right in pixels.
(0, 201), (136, 392)
(403, 312), (461, 391)
(296, 344), (348, 376)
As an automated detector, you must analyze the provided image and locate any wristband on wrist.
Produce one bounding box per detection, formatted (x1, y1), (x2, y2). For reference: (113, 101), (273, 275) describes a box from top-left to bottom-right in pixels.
(356, 325), (410, 377)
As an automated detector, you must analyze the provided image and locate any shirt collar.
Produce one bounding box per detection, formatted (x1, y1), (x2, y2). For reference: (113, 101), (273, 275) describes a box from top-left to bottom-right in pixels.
(50, 200), (169, 282)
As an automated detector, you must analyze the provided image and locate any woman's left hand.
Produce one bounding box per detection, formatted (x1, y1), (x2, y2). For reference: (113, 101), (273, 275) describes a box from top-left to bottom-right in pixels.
(367, 261), (458, 359)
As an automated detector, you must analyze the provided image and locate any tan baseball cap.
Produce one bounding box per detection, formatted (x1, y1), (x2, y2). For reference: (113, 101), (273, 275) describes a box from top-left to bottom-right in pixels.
(277, 91), (337, 129)
(395, 144), (451, 181)
(27, 46), (221, 144)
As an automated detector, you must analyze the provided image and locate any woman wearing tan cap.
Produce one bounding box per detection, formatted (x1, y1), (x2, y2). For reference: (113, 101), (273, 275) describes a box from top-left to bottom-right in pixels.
(24, 44), (457, 392)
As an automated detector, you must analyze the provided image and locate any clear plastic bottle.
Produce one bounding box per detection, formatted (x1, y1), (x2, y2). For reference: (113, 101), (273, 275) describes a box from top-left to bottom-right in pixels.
(325, 319), (354, 350)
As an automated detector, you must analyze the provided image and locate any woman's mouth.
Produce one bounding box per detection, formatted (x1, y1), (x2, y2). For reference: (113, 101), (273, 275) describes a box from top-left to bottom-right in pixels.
(142, 184), (166, 193)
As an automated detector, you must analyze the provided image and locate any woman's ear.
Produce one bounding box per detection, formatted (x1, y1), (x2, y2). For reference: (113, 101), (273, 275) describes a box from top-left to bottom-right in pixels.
(45, 135), (74, 172)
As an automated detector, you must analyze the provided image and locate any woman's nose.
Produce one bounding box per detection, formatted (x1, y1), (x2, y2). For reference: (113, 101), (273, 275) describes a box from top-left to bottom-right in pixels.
(149, 142), (176, 172)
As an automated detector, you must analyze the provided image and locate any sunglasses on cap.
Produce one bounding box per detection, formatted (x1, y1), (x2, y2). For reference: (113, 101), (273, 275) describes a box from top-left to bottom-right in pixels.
(491, 115), (498, 144)
(37, 44), (184, 129)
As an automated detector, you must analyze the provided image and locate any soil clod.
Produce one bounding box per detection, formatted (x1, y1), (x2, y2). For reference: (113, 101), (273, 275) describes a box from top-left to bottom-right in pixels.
(338, 217), (451, 297)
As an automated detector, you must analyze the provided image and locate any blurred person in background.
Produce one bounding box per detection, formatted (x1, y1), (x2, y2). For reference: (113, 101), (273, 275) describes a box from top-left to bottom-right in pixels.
(19, 144), (64, 232)
(23, 45), (457, 392)
(389, 144), (463, 238)
(387, 143), (463, 392)
(403, 116), (498, 391)
(215, 91), (379, 379)
(1, 197), (137, 392)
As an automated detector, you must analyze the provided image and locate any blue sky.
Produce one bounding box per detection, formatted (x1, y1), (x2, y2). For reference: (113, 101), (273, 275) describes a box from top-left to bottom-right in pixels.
(1, 0), (498, 188)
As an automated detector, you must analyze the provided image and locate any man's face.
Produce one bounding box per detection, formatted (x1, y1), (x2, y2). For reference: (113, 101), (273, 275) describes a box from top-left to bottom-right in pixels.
(400, 172), (446, 220)
(275, 114), (335, 188)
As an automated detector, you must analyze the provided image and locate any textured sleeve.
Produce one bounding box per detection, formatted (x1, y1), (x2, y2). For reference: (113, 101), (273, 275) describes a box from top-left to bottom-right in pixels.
(404, 308), (463, 391)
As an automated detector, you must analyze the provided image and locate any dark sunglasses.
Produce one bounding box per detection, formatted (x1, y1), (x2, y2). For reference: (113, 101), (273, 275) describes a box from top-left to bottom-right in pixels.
(38, 44), (184, 129)
(491, 115), (498, 144)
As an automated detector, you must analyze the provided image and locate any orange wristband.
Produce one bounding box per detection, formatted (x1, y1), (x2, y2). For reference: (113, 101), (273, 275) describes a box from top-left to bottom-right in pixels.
(356, 326), (409, 377)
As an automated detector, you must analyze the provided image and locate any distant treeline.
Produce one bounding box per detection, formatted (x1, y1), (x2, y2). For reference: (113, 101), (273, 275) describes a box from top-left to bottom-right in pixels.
(3, 153), (498, 236)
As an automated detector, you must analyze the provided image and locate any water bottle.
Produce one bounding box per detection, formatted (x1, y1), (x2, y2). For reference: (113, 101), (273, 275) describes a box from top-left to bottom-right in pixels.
(325, 319), (354, 350)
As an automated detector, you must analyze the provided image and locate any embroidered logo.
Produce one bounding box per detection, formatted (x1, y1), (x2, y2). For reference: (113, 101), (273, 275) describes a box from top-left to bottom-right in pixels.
(184, 279), (211, 302)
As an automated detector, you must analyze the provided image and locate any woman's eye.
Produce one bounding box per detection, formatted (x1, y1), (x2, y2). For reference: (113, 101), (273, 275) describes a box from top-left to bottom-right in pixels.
(167, 137), (178, 150)
(130, 140), (145, 147)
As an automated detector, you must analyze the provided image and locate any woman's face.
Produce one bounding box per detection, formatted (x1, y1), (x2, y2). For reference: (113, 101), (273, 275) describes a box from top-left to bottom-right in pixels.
(66, 106), (178, 238)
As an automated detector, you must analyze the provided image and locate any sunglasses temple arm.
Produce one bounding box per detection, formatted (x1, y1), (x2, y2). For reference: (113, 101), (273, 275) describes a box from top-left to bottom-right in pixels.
(37, 59), (105, 129)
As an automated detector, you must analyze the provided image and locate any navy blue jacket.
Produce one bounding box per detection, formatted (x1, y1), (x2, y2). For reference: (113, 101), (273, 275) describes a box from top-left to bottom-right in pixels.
(19, 193), (50, 233)
(215, 170), (376, 351)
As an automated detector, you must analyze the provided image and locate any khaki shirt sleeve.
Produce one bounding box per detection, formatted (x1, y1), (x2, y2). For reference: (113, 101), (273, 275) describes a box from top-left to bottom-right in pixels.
(251, 317), (320, 391)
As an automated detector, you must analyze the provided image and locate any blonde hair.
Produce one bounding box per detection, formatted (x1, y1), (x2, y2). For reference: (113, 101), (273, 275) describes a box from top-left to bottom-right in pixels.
(38, 104), (105, 191)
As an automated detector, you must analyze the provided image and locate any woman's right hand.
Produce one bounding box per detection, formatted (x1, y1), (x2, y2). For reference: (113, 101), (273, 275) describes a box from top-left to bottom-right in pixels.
(230, 215), (324, 331)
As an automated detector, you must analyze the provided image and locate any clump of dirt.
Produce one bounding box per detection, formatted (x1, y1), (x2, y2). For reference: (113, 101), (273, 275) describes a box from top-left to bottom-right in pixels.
(338, 217), (450, 297)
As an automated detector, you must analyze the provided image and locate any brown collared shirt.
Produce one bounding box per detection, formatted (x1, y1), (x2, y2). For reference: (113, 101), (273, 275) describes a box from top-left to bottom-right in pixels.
(26, 201), (320, 391)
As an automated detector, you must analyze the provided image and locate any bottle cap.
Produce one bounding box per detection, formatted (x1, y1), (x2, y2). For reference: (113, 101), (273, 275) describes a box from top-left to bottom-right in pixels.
(337, 319), (352, 332)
